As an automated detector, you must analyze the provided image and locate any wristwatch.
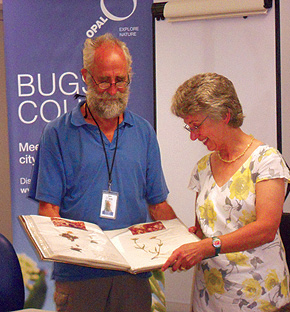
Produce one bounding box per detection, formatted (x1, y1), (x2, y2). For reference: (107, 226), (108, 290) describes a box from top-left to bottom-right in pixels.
(212, 236), (222, 257)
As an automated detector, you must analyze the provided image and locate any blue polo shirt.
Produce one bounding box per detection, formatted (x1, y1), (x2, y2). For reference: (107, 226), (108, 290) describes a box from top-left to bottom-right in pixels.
(29, 101), (169, 280)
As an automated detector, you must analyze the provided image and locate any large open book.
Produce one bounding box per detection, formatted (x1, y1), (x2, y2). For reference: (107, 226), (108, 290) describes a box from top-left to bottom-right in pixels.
(19, 215), (199, 274)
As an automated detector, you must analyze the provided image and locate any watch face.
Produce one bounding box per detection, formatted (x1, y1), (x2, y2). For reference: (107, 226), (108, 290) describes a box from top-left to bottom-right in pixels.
(212, 238), (221, 248)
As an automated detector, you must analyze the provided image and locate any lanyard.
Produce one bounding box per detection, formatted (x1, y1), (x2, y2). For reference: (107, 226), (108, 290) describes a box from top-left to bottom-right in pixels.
(86, 103), (119, 192)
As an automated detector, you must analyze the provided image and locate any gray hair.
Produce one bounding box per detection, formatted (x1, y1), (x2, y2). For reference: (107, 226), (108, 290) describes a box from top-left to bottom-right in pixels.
(171, 73), (245, 128)
(83, 33), (132, 75)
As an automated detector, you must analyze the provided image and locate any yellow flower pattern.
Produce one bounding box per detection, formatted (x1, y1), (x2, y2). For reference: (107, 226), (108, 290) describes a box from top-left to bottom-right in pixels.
(242, 278), (262, 300)
(204, 268), (225, 296)
(281, 276), (288, 297)
(239, 210), (256, 226)
(197, 154), (210, 172)
(229, 166), (255, 200)
(258, 148), (277, 162)
(226, 252), (250, 267)
(258, 300), (278, 312)
(190, 145), (290, 311)
(265, 270), (279, 291)
(199, 198), (216, 231)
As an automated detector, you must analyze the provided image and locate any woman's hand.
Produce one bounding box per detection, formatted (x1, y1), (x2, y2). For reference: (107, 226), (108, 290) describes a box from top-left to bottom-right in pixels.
(189, 223), (204, 240)
(161, 241), (208, 272)
(188, 226), (198, 234)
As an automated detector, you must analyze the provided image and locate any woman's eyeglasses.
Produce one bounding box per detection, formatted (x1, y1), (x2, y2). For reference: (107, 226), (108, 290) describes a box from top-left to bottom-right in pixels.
(184, 116), (208, 132)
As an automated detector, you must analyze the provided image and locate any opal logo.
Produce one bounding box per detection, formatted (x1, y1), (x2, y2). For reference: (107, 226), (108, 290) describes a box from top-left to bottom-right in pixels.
(101, 0), (137, 21)
(86, 0), (138, 38)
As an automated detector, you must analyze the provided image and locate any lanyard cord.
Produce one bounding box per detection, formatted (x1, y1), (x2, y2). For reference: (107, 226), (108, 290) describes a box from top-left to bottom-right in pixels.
(85, 103), (119, 191)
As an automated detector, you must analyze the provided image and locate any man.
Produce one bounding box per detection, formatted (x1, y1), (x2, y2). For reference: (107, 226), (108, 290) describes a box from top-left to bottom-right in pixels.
(29, 33), (176, 312)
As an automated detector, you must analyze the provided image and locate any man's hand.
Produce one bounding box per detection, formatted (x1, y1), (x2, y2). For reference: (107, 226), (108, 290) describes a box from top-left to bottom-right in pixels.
(148, 201), (177, 220)
(39, 201), (60, 217)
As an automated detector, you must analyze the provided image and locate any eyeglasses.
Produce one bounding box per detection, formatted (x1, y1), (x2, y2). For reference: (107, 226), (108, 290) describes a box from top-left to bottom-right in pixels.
(184, 116), (208, 133)
(87, 70), (130, 90)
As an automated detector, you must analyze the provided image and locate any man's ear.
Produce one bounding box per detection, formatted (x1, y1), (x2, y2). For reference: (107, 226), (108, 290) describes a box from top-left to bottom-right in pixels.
(81, 68), (88, 83)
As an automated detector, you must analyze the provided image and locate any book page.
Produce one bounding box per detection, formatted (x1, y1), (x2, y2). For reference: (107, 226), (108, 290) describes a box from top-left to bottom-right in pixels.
(21, 215), (130, 270)
(105, 218), (199, 273)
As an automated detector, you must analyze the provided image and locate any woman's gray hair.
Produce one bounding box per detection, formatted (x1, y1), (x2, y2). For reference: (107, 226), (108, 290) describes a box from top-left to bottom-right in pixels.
(83, 33), (132, 75)
(171, 73), (245, 128)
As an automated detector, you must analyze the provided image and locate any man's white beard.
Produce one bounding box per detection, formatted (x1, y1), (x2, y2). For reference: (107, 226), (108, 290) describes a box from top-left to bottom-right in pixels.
(86, 86), (129, 119)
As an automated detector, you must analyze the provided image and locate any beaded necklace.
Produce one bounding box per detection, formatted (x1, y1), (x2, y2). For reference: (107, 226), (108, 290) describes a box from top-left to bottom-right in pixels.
(217, 135), (254, 163)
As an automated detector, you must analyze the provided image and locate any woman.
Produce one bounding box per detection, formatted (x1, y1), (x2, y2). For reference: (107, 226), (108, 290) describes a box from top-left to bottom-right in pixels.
(162, 73), (290, 311)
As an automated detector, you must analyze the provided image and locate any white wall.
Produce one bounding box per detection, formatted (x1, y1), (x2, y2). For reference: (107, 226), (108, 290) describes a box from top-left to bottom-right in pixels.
(154, 1), (290, 311)
(281, 1), (290, 212)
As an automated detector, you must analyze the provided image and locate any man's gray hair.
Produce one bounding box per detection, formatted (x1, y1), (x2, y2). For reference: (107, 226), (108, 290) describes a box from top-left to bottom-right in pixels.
(83, 33), (132, 74)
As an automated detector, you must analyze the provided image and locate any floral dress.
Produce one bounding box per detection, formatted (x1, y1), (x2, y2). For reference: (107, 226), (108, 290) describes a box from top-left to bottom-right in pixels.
(189, 145), (290, 312)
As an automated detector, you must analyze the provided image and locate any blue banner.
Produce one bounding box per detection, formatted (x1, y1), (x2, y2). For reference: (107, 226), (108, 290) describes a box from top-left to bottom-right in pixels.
(3, 1), (156, 309)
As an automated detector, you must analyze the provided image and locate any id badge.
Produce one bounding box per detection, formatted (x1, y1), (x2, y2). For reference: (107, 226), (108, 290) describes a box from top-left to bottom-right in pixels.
(100, 190), (118, 219)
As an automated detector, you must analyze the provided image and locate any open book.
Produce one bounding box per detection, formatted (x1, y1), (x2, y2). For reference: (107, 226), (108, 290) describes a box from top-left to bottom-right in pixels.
(19, 215), (200, 274)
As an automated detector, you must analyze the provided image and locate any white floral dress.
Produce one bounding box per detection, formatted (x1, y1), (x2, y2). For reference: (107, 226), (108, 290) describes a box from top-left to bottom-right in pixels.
(189, 145), (290, 312)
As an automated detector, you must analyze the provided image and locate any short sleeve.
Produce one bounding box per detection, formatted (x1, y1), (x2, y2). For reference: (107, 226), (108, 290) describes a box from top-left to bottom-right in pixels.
(28, 123), (66, 206)
(255, 147), (290, 184)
